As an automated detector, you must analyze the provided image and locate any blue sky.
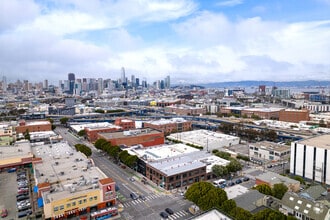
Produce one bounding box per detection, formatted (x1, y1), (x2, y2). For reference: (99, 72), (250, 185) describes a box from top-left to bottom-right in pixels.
(0, 0), (330, 84)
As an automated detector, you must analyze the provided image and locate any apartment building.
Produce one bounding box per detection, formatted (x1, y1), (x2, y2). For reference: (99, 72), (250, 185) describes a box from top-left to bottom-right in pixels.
(249, 141), (291, 162)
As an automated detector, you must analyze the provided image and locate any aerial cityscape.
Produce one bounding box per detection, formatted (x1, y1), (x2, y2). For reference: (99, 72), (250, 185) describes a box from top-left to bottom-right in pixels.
(1, 0), (330, 220)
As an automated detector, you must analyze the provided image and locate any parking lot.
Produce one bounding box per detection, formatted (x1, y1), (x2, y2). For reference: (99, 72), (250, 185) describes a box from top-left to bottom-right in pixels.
(1, 171), (20, 219)
(0, 169), (32, 219)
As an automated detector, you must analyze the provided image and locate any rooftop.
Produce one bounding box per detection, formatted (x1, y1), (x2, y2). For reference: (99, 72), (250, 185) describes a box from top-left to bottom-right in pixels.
(70, 122), (121, 132)
(298, 134), (330, 149)
(250, 141), (290, 152)
(32, 142), (108, 203)
(0, 140), (33, 163)
(233, 190), (265, 212)
(100, 128), (162, 139)
(256, 171), (299, 186)
(145, 117), (188, 125)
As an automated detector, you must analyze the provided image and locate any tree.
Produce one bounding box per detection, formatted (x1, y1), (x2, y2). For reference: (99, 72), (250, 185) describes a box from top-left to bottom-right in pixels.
(229, 207), (252, 220)
(293, 176), (305, 185)
(220, 199), (236, 214)
(255, 184), (272, 196)
(78, 129), (86, 137)
(212, 165), (228, 177)
(95, 109), (105, 113)
(23, 129), (30, 140)
(185, 182), (228, 211)
(251, 208), (294, 220)
(74, 144), (92, 157)
(215, 151), (231, 160)
(60, 117), (69, 125)
(272, 183), (288, 200)
(94, 138), (108, 149)
(108, 146), (121, 160)
(226, 159), (243, 173)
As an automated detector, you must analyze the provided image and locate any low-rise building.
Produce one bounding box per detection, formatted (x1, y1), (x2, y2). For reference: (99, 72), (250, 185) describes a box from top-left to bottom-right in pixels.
(164, 104), (206, 116)
(280, 192), (330, 220)
(249, 141), (291, 162)
(0, 122), (16, 145)
(98, 128), (164, 147)
(32, 142), (117, 220)
(16, 120), (52, 134)
(279, 109), (310, 123)
(143, 118), (191, 135)
(114, 118), (135, 130)
(167, 129), (240, 151)
(255, 171), (300, 192)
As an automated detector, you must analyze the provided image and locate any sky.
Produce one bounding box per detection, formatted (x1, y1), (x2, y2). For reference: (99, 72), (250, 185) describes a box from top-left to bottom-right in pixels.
(1, 0), (330, 84)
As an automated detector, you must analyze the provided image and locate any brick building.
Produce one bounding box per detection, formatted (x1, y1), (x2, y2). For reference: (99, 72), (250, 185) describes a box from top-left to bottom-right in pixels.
(85, 126), (121, 142)
(279, 109), (310, 123)
(114, 118), (135, 130)
(98, 129), (164, 147)
(16, 120), (52, 134)
(143, 118), (191, 135)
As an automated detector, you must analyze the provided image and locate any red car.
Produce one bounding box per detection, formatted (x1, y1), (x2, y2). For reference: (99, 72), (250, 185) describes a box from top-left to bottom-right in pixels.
(1, 209), (8, 218)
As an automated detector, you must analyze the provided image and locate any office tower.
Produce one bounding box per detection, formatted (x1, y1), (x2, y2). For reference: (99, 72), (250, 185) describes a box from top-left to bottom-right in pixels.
(131, 75), (135, 88)
(135, 78), (140, 87)
(165, 75), (170, 89)
(121, 67), (126, 83)
(98, 78), (103, 95)
(68, 73), (75, 94)
(2, 76), (7, 92)
(44, 79), (48, 89)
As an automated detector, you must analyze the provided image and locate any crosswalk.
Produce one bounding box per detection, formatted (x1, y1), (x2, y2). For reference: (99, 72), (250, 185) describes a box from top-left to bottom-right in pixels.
(122, 193), (164, 207)
(167, 210), (189, 220)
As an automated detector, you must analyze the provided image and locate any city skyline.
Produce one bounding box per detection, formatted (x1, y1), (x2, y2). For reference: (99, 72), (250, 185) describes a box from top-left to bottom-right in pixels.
(1, 0), (330, 84)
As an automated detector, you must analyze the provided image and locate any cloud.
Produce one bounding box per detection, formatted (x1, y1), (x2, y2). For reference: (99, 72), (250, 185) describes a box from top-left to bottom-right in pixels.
(0, 0), (40, 31)
(216, 0), (243, 7)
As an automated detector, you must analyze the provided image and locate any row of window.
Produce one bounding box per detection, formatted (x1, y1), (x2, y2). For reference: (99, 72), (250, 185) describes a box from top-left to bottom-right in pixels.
(53, 196), (98, 212)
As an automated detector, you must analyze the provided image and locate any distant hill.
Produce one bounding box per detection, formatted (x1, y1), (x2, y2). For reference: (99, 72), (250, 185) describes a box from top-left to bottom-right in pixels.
(198, 80), (330, 88)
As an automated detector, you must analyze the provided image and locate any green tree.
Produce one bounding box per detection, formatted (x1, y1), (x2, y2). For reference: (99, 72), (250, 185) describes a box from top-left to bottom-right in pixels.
(212, 165), (228, 177)
(226, 159), (243, 173)
(229, 207), (252, 220)
(108, 146), (121, 160)
(185, 182), (228, 211)
(272, 183), (288, 200)
(74, 144), (92, 157)
(119, 150), (130, 163)
(255, 184), (272, 196)
(60, 117), (69, 125)
(94, 138), (108, 149)
(215, 151), (231, 160)
(95, 109), (105, 113)
(220, 199), (236, 214)
(293, 176), (305, 185)
(251, 208), (294, 220)
(23, 129), (30, 140)
(77, 129), (86, 137)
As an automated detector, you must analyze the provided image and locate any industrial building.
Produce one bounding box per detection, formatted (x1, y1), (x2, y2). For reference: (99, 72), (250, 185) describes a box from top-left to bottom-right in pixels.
(167, 129), (240, 151)
(279, 109), (310, 123)
(290, 134), (330, 185)
(16, 120), (52, 134)
(98, 128), (164, 147)
(255, 171), (300, 192)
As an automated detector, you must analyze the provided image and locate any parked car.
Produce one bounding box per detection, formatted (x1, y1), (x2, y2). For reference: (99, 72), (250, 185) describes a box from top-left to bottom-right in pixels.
(243, 176), (250, 182)
(235, 179), (242, 184)
(160, 211), (169, 219)
(18, 209), (32, 218)
(228, 182), (235, 186)
(17, 195), (29, 201)
(139, 195), (146, 200)
(165, 208), (174, 215)
(1, 209), (8, 218)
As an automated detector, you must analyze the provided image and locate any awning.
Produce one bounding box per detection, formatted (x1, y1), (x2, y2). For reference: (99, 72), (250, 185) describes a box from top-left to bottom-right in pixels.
(34, 185), (38, 193)
(37, 197), (44, 207)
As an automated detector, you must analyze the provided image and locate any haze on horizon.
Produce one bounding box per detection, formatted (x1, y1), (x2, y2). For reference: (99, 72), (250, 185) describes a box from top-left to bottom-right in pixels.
(0, 0), (330, 84)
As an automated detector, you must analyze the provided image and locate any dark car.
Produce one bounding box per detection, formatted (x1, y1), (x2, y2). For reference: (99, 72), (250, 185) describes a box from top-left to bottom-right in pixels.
(139, 195), (146, 200)
(17, 195), (29, 201)
(228, 182), (235, 186)
(243, 176), (250, 182)
(165, 208), (174, 215)
(130, 192), (138, 200)
(160, 211), (169, 219)
(235, 179), (242, 184)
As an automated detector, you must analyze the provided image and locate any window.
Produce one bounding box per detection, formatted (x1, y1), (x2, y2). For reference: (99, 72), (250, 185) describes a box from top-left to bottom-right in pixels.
(72, 202), (76, 206)
(306, 204), (311, 208)
(89, 197), (93, 201)
(79, 200), (82, 204)
(94, 196), (97, 200)
(54, 207), (59, 212)
(83, 199), (87, 203)
(254, 147), (259, 151)
(66, 203), (71, 208)
(60, 205), (64, 210)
